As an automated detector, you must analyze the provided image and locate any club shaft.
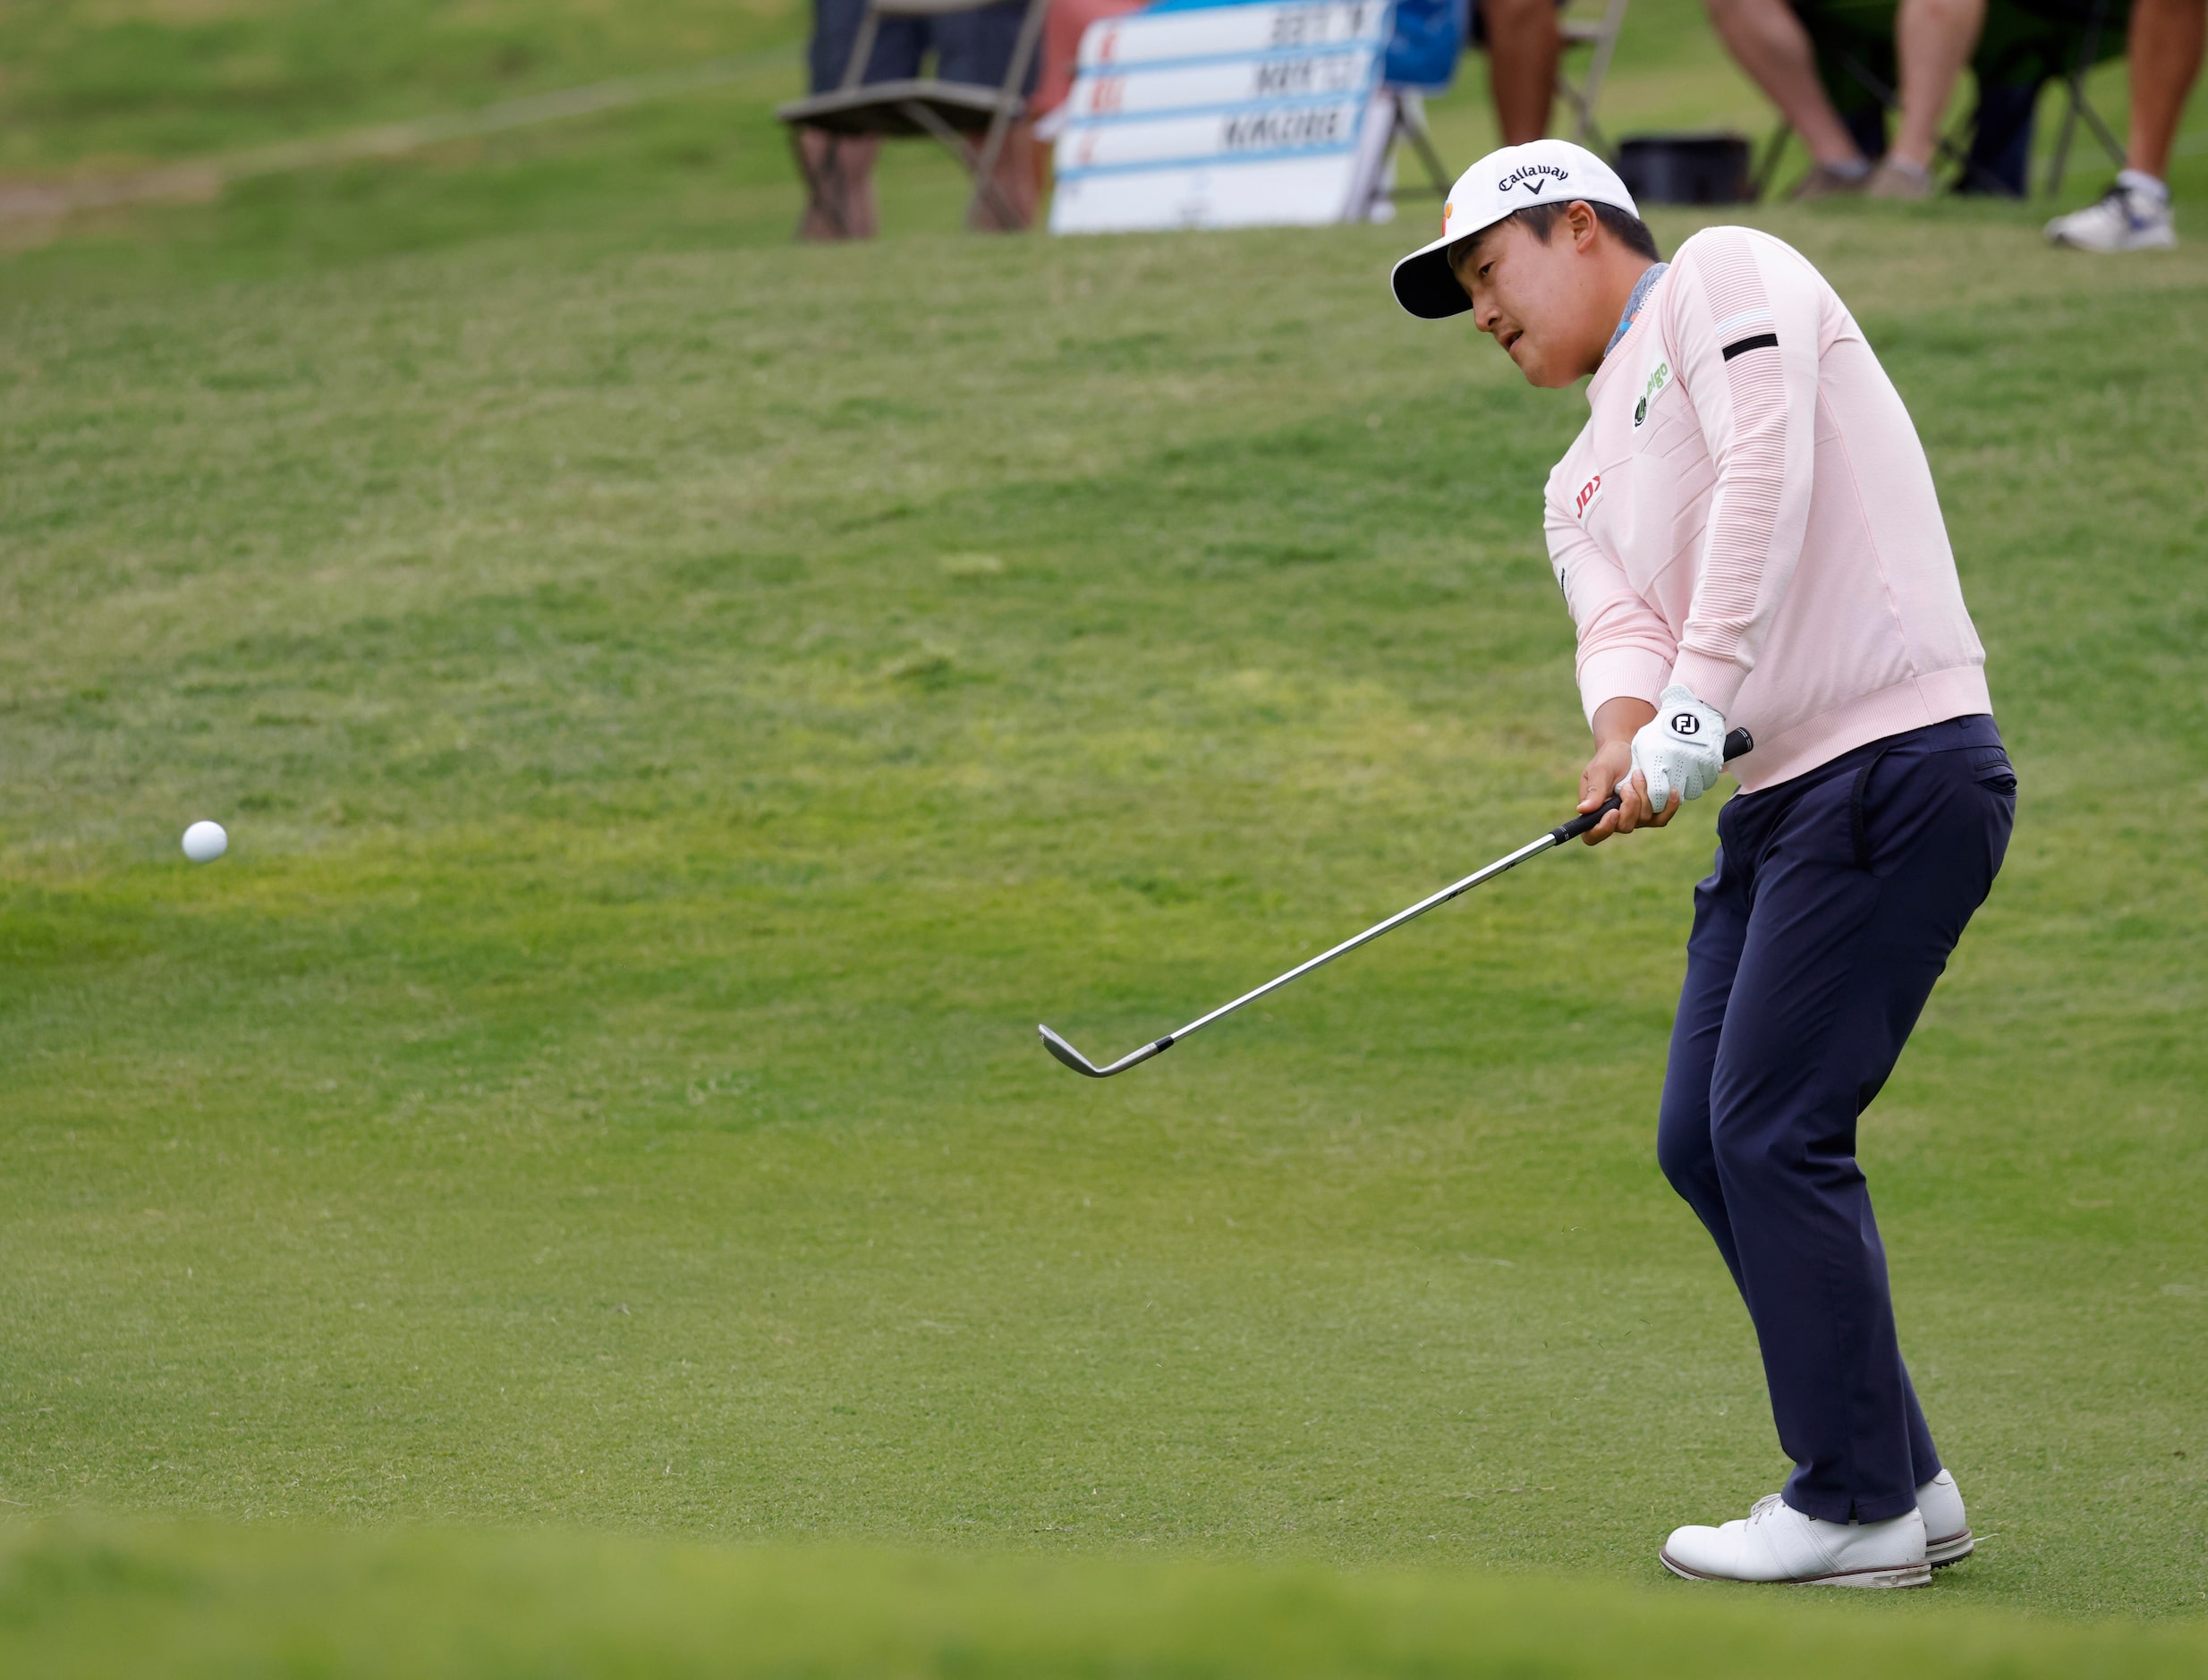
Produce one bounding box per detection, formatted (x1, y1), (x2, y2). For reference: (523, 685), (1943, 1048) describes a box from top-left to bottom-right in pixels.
(1046, 725), (1754, 1077)
(1161, 828), (1563, 1047)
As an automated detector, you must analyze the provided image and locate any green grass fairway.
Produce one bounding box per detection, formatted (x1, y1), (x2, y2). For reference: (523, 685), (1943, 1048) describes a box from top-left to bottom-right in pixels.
(6, 1518), (2208, 1678)
(4, 1), (2207, 1666)
(5, 208), (2205, 1629)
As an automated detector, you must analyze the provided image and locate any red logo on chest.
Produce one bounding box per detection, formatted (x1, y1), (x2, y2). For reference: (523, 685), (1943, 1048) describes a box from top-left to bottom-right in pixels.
(1574, 473), (1602, 520)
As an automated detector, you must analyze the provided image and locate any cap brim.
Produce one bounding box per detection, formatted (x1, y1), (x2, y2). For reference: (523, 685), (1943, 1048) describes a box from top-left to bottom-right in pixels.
(1390, 232), (1472, 319)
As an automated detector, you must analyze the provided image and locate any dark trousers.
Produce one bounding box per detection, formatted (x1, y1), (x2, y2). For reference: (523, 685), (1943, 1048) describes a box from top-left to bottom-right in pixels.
(1657, 715), (2016, 1523)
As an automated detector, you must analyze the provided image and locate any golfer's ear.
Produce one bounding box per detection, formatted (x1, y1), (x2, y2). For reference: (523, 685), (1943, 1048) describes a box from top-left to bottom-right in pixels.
(1570, 200), (1600, 250)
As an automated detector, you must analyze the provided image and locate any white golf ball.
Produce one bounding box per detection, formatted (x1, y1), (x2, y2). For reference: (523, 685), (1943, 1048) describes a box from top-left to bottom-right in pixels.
(182, 820), (228, 864)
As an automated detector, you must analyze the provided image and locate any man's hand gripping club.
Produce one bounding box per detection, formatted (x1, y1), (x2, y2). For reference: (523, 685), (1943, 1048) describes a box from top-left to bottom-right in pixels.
(1577, 683), (1731, 844)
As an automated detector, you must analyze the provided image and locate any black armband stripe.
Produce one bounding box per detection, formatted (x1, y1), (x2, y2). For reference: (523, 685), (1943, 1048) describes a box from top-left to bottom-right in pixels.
(1721, 332), (1779, 361)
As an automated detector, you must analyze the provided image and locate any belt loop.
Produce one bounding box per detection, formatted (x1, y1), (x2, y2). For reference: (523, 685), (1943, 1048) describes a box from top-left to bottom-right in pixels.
(1849, 743), (1895, 871)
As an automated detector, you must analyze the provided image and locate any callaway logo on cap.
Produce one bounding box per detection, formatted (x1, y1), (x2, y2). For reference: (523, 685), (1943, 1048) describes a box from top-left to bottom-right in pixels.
(1390, 140), (1639, 320)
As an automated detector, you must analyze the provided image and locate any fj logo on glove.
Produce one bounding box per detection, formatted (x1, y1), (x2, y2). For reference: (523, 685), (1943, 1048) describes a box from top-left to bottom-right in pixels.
(1671, 713), (1701, 735)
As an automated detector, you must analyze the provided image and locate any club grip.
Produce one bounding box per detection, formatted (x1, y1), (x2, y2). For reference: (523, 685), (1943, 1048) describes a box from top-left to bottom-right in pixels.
(1551, 801), (1620, 844)
(1549, 725), (1754, 843)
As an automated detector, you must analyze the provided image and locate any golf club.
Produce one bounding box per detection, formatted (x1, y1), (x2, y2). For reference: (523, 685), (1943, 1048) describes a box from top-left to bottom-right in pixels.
(1039, 726), (1753, 1077)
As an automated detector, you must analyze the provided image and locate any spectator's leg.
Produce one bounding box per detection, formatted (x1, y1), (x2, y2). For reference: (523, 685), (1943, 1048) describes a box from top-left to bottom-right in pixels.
(1482, 0), (1560, 145)
(969, 124), (1039, 230)
(796, 0), (902, 241)
(1705, 0), (1869, 169)
(938, 0), (1040, 229)
(2046, 0), (2198, 243)
(1888, 0), (1986, 172)
(797, 130), (881, 240)
(2128, 0), (2207, 181)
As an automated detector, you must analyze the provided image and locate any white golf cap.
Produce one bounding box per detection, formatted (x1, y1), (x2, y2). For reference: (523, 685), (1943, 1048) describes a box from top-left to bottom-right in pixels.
(1390, 140), (1640, 319)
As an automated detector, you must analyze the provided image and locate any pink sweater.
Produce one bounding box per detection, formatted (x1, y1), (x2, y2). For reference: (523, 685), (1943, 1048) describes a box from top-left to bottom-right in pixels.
(1542, 227), (1990, 791)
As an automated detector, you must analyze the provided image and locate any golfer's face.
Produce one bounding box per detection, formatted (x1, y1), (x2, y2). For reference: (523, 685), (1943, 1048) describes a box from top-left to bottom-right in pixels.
(1457, 222), (1578, 388)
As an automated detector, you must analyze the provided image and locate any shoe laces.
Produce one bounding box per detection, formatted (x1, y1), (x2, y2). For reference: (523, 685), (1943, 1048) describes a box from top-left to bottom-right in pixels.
(1745, 1492), (1787, 1525)
(2098, 182), (2161, 225)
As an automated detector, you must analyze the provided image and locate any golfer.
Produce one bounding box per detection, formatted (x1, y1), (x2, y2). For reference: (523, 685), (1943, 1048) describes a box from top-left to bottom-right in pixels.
(1391, 140), (2016, 1587)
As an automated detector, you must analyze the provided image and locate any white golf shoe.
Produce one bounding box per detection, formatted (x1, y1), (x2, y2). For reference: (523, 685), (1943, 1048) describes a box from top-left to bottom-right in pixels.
(2044, 177), (2177, 251)
(1916, 1468), (1974, 1566)
(1661, 1493), (1930, 1587)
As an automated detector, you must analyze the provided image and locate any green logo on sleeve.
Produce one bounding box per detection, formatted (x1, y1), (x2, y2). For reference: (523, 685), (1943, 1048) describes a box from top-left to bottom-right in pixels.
(1634, 361), (1670, 428)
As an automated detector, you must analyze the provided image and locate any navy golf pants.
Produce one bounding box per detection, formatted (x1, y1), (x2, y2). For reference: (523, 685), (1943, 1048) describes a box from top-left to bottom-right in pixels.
(1657, 714), (2016, 1524)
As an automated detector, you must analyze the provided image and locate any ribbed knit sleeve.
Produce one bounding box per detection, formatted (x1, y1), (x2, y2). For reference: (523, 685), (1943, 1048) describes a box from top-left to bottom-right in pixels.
(1661, 231), (1822, 717)
(1544, 470), (1678, 724)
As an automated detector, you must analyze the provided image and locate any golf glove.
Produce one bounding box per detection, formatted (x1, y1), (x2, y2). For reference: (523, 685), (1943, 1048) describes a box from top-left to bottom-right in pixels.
(1623, 683), (1728, 814)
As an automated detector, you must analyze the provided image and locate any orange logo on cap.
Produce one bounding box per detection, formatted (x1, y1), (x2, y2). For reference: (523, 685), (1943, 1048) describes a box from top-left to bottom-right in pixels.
(1441, 201), (1452, 231)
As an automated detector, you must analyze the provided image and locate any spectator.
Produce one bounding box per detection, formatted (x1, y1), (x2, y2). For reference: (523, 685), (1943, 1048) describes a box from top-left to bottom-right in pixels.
(798, 0), (1039, 240)
(1482, 0), (1566, 145)
(1705, 0), (1985, 196)
(2045, 0), (2203, 250)
(1372, 0), (1562, 147)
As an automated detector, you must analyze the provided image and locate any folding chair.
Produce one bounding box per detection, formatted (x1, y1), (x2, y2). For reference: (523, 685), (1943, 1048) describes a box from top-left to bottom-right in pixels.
(1557, 0), (1631, 153)
(2014, 0), (2127, 192)
(1386, 90), (1459, 200)
(1382, 0), (1631, 208)
(1381, 0), (1470, 202)
(1748, 0), (2127, 197)
(776, 0), (1050, 233)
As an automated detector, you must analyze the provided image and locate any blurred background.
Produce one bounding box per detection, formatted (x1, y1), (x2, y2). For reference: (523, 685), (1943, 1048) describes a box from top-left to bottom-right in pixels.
(2, 0), (2196, 284)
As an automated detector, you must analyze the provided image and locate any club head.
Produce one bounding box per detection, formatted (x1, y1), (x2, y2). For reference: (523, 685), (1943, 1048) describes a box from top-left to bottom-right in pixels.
(1038, 1024), (1107, 1077)
(1039, 1024), (1176, 1078)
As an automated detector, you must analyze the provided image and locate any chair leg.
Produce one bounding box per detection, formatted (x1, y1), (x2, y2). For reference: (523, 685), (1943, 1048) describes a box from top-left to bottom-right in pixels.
(2044, 0), (2115, 195)
(1556, 74), (1592, 145)
(1751, 123), (1794, 199)
(2047, 88), (2082, 194)
(2045, 43), (2096, 192)
(966, 0), (1050, 230)
(1575, 0), (1630, 132)
(1555, 70), (1613, 154)
(1553, 0), (1627, 152)
(901, 100), (1025, 230)
(2072, 89), (2127, 168)
(1395, 91), (1455, 196)
(789, 126), (853, 241)
(966, 109), (1029, 230)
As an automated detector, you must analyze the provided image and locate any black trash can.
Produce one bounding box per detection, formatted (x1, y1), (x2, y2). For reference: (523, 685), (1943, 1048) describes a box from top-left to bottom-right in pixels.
(1616, 133), (1755, 205)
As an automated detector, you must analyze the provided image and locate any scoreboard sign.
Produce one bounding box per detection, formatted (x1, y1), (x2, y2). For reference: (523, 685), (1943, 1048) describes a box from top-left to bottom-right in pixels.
(1049, 0), (1396, 235)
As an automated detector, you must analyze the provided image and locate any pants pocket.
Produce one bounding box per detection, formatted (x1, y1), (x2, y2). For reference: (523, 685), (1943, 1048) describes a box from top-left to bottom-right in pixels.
(1967, 746), (2018, 797)
(1848, 745), (1897, 870)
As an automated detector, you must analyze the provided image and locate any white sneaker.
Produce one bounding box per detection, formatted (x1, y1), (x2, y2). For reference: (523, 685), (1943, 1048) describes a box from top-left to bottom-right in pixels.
(1661, 1493), (1931, 1587)
(1917, 1468), (1974, 1566)
(2045, 178), (2177, 251)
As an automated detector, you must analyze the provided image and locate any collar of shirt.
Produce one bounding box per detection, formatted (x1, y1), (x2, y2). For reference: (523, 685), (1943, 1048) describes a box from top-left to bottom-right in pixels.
(1603, 261), (1669, 360)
